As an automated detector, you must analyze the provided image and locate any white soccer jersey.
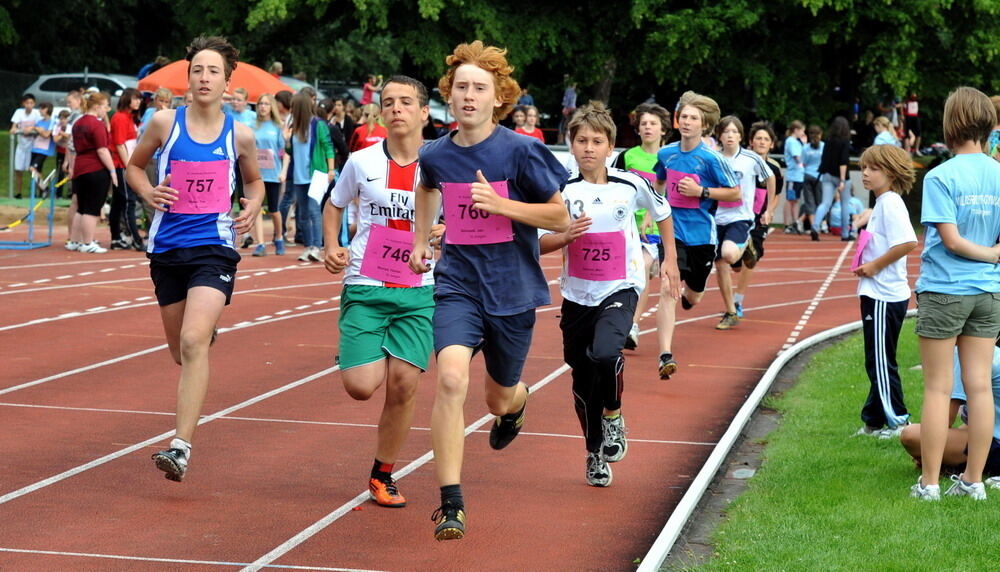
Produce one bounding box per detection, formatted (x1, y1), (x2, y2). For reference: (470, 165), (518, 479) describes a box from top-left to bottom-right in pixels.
(716, 148), (772, 225)
(557, 168), (671, 306)
(330, 142), (433, 287)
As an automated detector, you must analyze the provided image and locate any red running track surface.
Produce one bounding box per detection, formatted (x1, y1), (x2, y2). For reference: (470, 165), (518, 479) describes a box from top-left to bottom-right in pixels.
(0, 225), (921, 571)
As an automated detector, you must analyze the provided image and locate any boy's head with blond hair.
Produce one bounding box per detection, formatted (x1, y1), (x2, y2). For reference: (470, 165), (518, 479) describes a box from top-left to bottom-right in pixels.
(676, 90), (721, 136)
(438, 41), (520, 123)
(567, 101), (616, 145)
(859, 144), (915, 194)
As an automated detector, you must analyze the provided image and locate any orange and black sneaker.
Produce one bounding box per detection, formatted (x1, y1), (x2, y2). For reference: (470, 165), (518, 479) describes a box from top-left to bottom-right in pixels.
(431, 503), (466, 541)
(368, 474), (407, 508)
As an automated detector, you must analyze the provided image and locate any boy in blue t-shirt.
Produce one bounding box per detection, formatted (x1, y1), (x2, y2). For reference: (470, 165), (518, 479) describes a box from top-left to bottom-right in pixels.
(910, 87), (1000, 502)
(409, 41), (570, 541)
(652, 91), (739, 379)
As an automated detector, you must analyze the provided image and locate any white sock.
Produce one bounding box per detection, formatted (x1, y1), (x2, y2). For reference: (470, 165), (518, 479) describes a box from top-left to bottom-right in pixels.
(170, 438), (192, 459)
(734, 294), (745, 305)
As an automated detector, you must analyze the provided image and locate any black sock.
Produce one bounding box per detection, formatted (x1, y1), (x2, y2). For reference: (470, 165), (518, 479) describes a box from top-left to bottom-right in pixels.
(371, 458), (393, 480)
(681, 295), (692, 310)
(440, 484), (464, 508)
(660, 352), (673, 362)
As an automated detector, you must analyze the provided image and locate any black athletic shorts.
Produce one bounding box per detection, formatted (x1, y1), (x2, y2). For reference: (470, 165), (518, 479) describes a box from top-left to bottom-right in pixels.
(149, 245), (241, 307)
(74, 169), (111, 216)
(263, 181), (281, 213)
(675, 239), (715, 293)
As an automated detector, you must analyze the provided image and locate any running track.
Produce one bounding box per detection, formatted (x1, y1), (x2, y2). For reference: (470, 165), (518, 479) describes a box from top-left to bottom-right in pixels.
(0, 224), (921, 571)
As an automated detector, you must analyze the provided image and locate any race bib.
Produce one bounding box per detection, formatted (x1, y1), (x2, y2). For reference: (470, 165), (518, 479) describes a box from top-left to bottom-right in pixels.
(567, 231), (626, 281)
(257, 148), (276, 170)
(666, 169), (701, 209)
(441, 180), (514, 245)
(753, 188), (767, 214)
(359, 224), (423, 287)
(718, 197), (743, 209)
(169, 159), (231, 214)
(851, 229), (872, 272)
(33, 134), (51, 151)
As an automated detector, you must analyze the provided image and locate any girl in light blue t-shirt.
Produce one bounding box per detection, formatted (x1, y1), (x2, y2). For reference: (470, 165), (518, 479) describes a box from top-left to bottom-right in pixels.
(911, 87), (1000, 502)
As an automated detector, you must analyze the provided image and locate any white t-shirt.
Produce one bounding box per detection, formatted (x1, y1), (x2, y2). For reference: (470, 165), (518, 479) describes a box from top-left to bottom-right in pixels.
(857, 191), (917, 302)
(330, 142), (434, 287)
(716, 148), (772, 225)
(555, 168), (671, 306)
(10, 108), (42, 147)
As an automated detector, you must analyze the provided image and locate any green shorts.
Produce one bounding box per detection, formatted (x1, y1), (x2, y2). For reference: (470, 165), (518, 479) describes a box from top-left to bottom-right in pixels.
(338, 284), (435, 371)
(915, 291), (1000, 339)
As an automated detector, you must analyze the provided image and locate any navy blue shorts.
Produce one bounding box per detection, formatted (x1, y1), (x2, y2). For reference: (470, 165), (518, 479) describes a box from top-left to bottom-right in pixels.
(433, 292), (536, 387)
(149, 245), (241, 307)
(715, 220), (752, 260)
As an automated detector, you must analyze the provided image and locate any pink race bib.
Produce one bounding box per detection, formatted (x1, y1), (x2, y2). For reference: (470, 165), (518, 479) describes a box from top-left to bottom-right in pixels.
(256, 149), (276, 170)
(169, 159), (232, 214)
(718, 198), (742, 209)
(441, 180), (514, 245)
(567, 231), (626, 281)
(360, 224), (423, 287)
(851, 229), (873, 271)
(753, 188), (767, 214)
(666, 169), (701, 209)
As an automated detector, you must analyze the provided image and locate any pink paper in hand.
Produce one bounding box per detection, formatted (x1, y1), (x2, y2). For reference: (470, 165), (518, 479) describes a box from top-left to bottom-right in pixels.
(567, 231), (627, 281)
(851, 229), (873, 271)
(753, 188), (767, 214)
(666, 169), (701, 209)
(169, 159), (232, 214)
(441, 180), (514, 245)
(360, 224), (423, 287)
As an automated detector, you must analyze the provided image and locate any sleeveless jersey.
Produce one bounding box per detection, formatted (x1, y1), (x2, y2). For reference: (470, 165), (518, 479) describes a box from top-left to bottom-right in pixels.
(148, 107), (238, 253)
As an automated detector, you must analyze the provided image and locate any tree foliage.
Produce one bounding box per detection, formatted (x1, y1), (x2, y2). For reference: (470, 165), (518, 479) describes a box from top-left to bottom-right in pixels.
(3, 0), (998, 138)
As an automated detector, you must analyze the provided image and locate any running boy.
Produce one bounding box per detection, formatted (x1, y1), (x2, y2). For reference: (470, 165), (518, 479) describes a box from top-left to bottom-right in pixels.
(652, 92), (739, 378)
(852, 144), (917, 438)
(612, 102), (672, 349)
(322, 76), (437, 508)
(910, 87), (1000, 501)
(540, 102), (676, 487)
(713, 116), (773, 330)
(408, 41), (570, 540)
(126, 36), (264, 482)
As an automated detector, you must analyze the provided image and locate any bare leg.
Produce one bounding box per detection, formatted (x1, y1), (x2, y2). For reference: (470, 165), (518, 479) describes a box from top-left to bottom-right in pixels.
(715, 241), (742, 314)
(957, 335), (997, 483)
(656, 291), (677, 355)
(432, 346), (473, 486)
(918, 336), (958, 486)
(169, 286), (227, 442)
(376, 359), (421, 464)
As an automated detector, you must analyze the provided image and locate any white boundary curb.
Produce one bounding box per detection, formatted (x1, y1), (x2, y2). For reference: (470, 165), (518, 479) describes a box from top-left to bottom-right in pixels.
(637, 309), (917, 571)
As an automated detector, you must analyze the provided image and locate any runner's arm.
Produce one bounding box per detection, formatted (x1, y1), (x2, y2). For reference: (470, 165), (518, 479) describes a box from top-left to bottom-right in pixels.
(233, 122), (264, 234)
(322, 204), (350, 274)
(539, 215), (591, 254)
(655, 216), (681, 300)
(469, 170), (569, 232)
(409, 181), (442, 274)
(762, 174), (777, 226)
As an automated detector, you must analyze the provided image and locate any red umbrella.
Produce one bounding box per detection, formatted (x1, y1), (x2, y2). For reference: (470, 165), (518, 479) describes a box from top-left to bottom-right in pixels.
(138, 60), (292, 104)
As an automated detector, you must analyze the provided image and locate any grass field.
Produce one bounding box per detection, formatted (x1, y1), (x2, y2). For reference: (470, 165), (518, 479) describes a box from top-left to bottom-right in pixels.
(694, 320), (999, 570)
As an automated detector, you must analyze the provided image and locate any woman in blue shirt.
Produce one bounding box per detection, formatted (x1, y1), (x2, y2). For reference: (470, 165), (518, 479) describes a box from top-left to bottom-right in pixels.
(801, 125), (825, 240)
(251, 93), (286, 255)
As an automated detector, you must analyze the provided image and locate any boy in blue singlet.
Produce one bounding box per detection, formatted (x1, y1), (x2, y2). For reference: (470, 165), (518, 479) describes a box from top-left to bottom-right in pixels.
(126, 36), (264, 482)
(652, 91), (739, 379)
(408, 41), (570, 541)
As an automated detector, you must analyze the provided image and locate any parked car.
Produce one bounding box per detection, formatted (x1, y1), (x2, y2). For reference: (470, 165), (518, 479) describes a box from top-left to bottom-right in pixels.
(23, 73), (137, 108)
(280, 76), (328, 101)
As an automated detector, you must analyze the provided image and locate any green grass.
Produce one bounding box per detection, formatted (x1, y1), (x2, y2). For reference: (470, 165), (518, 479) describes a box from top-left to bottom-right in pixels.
(694, 320), (999, 570)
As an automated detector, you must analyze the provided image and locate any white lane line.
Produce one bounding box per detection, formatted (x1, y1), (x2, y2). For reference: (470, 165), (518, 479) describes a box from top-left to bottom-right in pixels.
(111, 301), (130, 307)
(32, 278), (51, 284)
(0, 304), (344, 397)
(779, 242), (852, 353)
(0, 366), (339, 506)
(85, 306), (107, 312)
(99, 268), (115, 273)
(0, 258), (142, 270)
(78, 272), (94, 276)
(8, 283), (26, 287)
(242, 364), (571, 571)
(0, 403), (717, 448)
(55, 275), (72, 280)
(0, 548), (383, 571)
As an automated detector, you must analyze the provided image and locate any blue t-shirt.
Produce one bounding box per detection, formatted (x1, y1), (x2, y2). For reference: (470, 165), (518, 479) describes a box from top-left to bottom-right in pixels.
(784, 136), (804, 182)
(802, 141), (824, 179)
(418, 126), (568, 315)
(254, 120), (284, 184)
(916, 153), (1000, 295)
(34, 118), (56, 156)
(291, 131), (312, 186)
(653, 141), (738, 246)
(873, 131), (899, 146)
(950, 346), (1000, 440)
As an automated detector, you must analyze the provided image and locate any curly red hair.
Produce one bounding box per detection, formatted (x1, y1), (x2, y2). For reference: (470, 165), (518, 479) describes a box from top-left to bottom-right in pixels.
(438, 41), (520, 123)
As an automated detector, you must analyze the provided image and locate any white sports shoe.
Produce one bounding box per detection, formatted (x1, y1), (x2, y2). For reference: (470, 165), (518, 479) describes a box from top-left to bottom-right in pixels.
(624, 324), (639, 350)
(307, 246), (323, 262)
(910, 477), (940, 501)
(78, 241), (107, 254)
(585, 452), (612, 487)
(945, 474), (987, 500)
(878, 423), (909, 439)
(984, 476), (1000, 490)
(854, 425), (882, 437)
(64, 240), (80, 251)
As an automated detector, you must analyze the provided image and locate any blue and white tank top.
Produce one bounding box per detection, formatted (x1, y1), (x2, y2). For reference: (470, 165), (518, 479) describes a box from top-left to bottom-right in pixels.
(148, 106), (238, 253)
